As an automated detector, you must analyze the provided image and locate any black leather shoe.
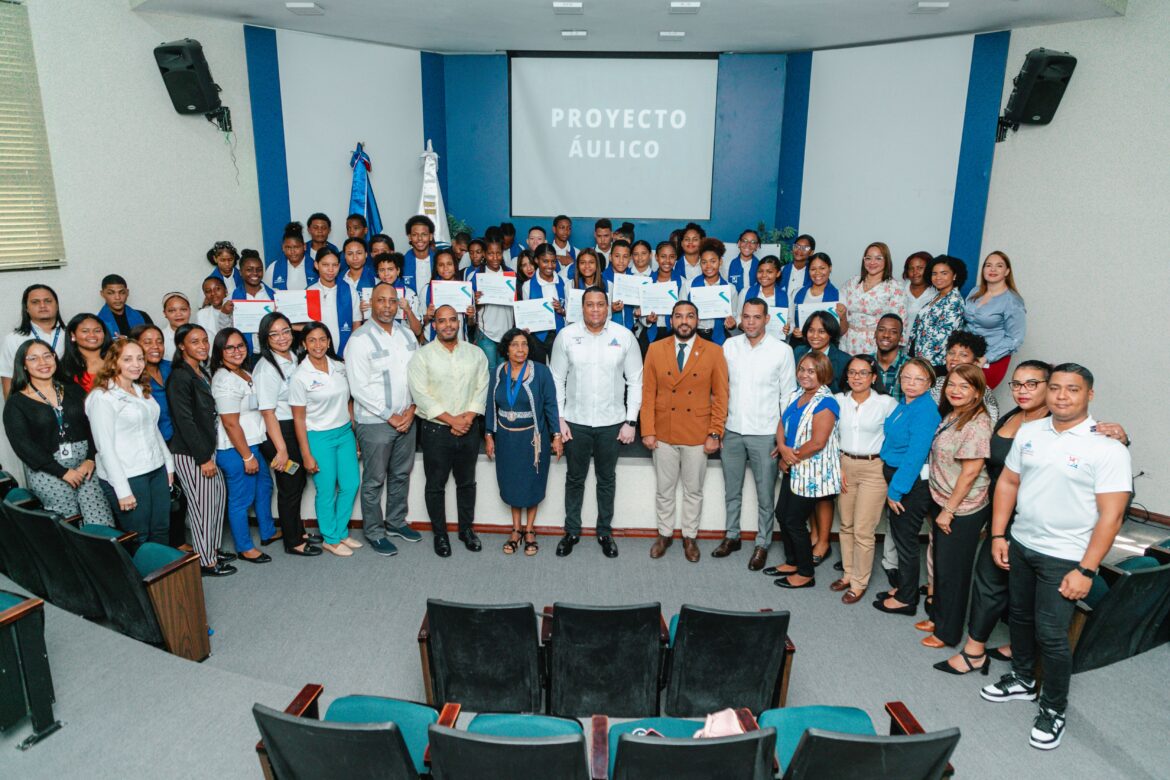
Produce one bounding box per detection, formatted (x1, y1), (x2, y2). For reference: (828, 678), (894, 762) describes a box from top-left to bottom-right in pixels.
(872, 599), (918, 616)
(306, 533), (324, 544)
(216, 549), (237, 563)
(286, 544), (322, 557)
(201, 562), (237, 577)
(238, 551), (272, 564)
(434, 535), (452, 557)
(556, 534), (580, 557)
(458, 530), (482, 552)
(774, 576), (816, 589)
(598, 536), (619, 558)
(260, 531), (283, 547)
(833, 560), (844, 572)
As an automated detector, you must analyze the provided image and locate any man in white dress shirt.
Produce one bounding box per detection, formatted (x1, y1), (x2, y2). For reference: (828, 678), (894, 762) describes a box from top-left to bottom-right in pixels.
(345, 283), (423, 557)
(550, 286), (643, 559)
(2, 284), (67, 397)
(714, 298), (797, 569)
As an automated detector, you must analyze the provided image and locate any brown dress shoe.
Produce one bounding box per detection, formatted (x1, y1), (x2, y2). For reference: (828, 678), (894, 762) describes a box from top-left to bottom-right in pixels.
(683, 537), (700, 563)
(650, 535), (673, 559)
(829, 578), (850, 592)
(711, 537), (742, 558)
(748, 547), (768, 571)
(842, 590), (865, 604)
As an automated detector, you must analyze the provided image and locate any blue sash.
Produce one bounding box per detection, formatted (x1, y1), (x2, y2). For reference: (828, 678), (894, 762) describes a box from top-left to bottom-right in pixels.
(402, 250), (433, 296)
(306, 241), (340, 264)
(780, 262), (813, 299)
(727, 255), (759, 292)
(744, 283), (790, 312)
(268, 254), (318, 289)
(334, 282), (354, 354)
(792, 282), (840, 331)
(602, 266), (637, 331)
(97, 304), (146, 338)
(525, 275), (566, 341)
(208, 266), (245, 292)
(555, 242), (577, 261)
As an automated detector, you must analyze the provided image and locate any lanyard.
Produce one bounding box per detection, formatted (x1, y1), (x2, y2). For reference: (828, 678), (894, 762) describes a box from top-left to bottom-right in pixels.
(504, 363), (525, 408)
(31, 381), (68, 441)
(47, 326), (61, 352)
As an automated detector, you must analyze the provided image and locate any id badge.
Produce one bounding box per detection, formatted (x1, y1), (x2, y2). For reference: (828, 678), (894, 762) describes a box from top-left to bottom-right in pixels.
(56, 442), (73, 460)
(246, 394), (260, 411)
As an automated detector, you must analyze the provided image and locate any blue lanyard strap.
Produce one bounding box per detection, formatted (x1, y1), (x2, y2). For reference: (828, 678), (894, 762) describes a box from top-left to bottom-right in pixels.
(503, 363), (525, 408)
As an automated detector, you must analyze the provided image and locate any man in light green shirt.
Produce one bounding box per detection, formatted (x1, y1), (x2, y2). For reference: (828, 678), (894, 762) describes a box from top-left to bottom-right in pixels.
(407, 305), (490, 557)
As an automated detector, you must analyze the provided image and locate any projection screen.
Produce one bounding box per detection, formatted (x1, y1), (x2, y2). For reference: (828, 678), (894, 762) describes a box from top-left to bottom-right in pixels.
(510, 56), (718, 220)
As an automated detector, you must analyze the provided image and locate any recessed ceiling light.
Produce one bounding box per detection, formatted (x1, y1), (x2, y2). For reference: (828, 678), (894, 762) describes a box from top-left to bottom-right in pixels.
(659, 31), (686, 40)
(561, 29), (588, 38)
(910, 1), (950, 12)
(553, 1), (584, 14)
(285, 2), (325, 15)
(669, 1), (701, 13)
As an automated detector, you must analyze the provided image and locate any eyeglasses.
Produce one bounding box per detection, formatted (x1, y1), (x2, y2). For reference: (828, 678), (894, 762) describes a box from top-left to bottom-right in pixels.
(224, 344), (248, 353)
(1009, 379), (1044, 391)
(846, 369), (872, 377)
(901, 375), (931, 385)
(24, 352), (56, 363)
(269, 328), (293, 338)
(862, 255), (884, 262)
(739, 239), (759, 246)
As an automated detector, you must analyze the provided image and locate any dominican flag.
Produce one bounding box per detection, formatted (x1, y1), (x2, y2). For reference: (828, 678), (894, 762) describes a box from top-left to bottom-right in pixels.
(349, 143), (383, 237)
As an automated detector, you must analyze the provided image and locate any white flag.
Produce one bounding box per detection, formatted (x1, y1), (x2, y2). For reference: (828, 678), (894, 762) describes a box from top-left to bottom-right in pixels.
(418, 140), (450, 245)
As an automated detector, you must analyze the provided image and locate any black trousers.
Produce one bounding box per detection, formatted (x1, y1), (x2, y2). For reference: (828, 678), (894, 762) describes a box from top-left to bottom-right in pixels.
(564, 421), (621, 537)
(931, 503), (991, 645)
(258, 419), (308, 551)
(421, 419), (480, 536)
(967, 523), (1013, 643)
(775, 473), (820, 577)
(529, 330), (557, 364)
(1009, 541), (1080, 713)
(882, 465), (932, 607)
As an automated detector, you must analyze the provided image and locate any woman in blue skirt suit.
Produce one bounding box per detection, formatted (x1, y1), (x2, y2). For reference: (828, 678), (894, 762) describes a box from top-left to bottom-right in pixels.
(484, 328), (563, 556)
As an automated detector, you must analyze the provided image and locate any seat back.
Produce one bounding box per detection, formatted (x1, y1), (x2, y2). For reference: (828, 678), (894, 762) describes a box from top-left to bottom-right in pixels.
(253, 703), (417, 780)
(613, 728), (776, 780)
(1073, 558), (1170, 673)
(0, 471), (17, 502)
(549, 602), (662, 718)
(0, 490), (48, 597)
(782, 727), (960, 780)
(428, 724), (590, 780)
(0, 590), (57, 738)
(425, 599), (542, 712)
(4, 499), (104, 618)
(666, 606), (791, 716)
(58, 520), (164, 645)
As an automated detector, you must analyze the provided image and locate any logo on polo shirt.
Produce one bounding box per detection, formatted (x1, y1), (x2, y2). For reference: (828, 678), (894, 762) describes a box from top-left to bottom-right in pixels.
(1067, 455), (1080, 470)
(608, 338), (620, 347)
(308, 379), (326, 391)
(1021, 440), (1035, 456)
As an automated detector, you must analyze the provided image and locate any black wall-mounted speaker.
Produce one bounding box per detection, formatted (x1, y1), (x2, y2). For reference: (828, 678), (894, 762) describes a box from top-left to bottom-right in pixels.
(153, 39), (221, 115)
(1003, 48), (1077, 126)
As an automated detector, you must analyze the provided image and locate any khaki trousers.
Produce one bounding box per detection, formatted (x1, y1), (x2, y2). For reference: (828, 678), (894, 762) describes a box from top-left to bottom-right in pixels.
(652, 443), (708, 538)
(838, 455), (888, 593)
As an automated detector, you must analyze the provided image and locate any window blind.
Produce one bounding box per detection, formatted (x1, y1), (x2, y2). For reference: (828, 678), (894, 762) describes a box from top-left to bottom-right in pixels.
(0, 0), (65, 270)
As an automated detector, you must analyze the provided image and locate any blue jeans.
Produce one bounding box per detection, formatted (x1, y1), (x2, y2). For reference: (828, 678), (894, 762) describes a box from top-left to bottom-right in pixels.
(476, 333), (503, 376)
(216, 444), (276, 553)
(100, 465), (170, 546)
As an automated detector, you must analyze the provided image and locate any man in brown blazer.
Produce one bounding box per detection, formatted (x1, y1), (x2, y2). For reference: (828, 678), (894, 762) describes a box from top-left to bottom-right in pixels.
(641, 300), (730, 562)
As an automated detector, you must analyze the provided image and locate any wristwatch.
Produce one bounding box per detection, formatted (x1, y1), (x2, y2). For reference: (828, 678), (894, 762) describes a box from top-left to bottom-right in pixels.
(1076, 565), (1097, 578)
(626, 420), (638, 428)
(708, 432), (721, 442)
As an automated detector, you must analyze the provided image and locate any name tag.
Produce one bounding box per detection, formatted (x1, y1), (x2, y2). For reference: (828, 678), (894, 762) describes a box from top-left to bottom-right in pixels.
(55, 442), (74, 460)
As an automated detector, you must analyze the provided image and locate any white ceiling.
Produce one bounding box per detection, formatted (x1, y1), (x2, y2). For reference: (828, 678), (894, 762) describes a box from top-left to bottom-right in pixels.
(133, 0), (1125, 54)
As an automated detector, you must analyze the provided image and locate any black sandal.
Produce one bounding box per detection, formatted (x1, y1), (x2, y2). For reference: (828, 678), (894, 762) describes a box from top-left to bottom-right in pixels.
(524, 531), (539, 556)
(503, 529), (522, 555)
(933, 650), (989, 676)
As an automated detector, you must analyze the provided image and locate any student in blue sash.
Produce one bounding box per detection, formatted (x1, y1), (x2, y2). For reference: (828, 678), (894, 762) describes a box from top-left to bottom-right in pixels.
(630, 240), (655, 278)
(423, 249), (475, 342)
(678, 223), (706, 282)
(727, 229), (761, 292)
(369, 234), (395, 278)
(206, 240), (244, 297)
(500, 222), (519, 263)
(265, 221), (318, 291)
(402, 214), (436, 295)
(305, 212), (339, 264)
(470, 237), (516, 376)
(231, 251), (276, 355)
(682, 238), (738, 346)
(551, 215), (577, 277)
(307, 247), (359, 355)
(592, 218), (614, 264)
(569, 247), (604, 290)
(790, 252), (839, 344)
(781, 234), (816, 299)
(341, 237), (378, 324)
(373, 252), (424, 340)
(452, 231), (471, 272)
(514, 250), (537, 300)
(603, 239), (638, 332)
(522, 243), (567, 364)
(740, 255), (789, 341)
(461, 237), (486, 280)
(638, 241), (684, 353)
(98, 274), (153, 338)
(345, 213), (368, 246)
(1, 283), (67, 398)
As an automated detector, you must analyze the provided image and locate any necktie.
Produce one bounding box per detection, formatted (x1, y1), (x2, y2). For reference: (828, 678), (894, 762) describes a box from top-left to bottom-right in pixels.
(677, 342), (687, 372)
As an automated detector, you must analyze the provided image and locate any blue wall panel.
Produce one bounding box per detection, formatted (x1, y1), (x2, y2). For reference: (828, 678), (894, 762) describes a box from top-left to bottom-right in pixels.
(419, 51), (449, 203)
(243, 25), (292, 264)
(443, 55), (511, 238)
(776, 51), (811, 235)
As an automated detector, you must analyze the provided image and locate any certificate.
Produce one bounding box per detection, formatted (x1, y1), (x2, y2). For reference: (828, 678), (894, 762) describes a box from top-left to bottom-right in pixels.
(565, 288), (586, 323)
(798, 300), (840, 327)
(274, 290), (320, 324)
(689, 284), (733, 319)
(766, 305), (788, 339)
(476, 272), (517, 306)
(611, 273), (649, 306)
(640, 283), (679, 317)
(513, 299), (557, 332)
(431, 280), (474, 311)
(232, 300), (275, 333)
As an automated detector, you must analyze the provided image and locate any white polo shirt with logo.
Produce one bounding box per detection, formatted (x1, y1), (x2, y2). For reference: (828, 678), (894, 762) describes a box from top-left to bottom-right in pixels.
(1005, 416), (1132, 561)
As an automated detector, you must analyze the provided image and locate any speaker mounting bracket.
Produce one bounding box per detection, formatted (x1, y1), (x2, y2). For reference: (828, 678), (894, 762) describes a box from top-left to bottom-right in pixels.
(995, 115), (1019, 143)
(205, 105), (232, 133)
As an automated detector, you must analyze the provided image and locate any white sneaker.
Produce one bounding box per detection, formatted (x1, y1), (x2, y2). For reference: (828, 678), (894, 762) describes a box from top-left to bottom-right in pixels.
(980, 672), (1038, 702)
(1029, 707), (1065, 750)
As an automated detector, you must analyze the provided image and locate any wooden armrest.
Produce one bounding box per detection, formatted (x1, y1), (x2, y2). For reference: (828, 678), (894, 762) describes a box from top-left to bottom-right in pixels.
(142, 552), (209, 662)
(541, 604), (554, 644)
(590, 714), (609, 780)
(257, 684), (325, 773)
(773, 634), (796, 708)
(61, 514), (83, 526)
(424, 702), (463, 764)
(417, 612), (430, 642)
(735, 708), (759, 732)
(658, 613), (669, 644)
(0, 595), (43, 627)
(884, 701), (924, 736)
(142, 551), (200, 585)
(785, 636), (796, 654)
(1145, 545), (1170, 565)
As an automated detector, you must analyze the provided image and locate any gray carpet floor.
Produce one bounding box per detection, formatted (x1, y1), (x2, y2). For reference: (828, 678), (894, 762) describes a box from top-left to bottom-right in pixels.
(3, 525), (1168, 778)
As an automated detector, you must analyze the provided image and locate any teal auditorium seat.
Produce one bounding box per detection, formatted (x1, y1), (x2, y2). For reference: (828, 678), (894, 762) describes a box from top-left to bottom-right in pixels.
(466, 712), (583, 737)
(0, 488), (48, 597)
(600, 712), (775, 780)
(324, 695), (438, 773)
(430, 714), (589, 780)
(0, 590), (62, 749)
(1071, 547), (1170, 673)
(759, 705), (876, 770)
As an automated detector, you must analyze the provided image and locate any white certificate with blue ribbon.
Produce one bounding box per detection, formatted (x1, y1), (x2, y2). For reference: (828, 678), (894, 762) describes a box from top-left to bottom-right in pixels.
(430, 280), (474, 311)
(689, 283), (733, 319)
(476, 271), (517, 306)
(640, 283), (679, 317)
(512, 299), (557, 332)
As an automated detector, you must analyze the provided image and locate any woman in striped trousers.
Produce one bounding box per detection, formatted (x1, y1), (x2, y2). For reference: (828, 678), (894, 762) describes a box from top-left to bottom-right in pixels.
(165, 324), (233, 577)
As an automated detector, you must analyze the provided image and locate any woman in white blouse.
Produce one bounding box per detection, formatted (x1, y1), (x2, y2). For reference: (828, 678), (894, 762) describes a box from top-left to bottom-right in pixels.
(837, 242), (908, 356)
(832, 355), (898, 604)
(900, 251), (935, 341)
(290, 321), (361, 557)
(210, 328), (276, 564)
(85, 338), (174, 544)
(159, 292), (191, 362)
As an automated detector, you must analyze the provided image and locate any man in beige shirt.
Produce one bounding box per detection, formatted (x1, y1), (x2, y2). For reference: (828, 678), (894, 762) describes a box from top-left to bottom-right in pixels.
(407, 305), (489, 557)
